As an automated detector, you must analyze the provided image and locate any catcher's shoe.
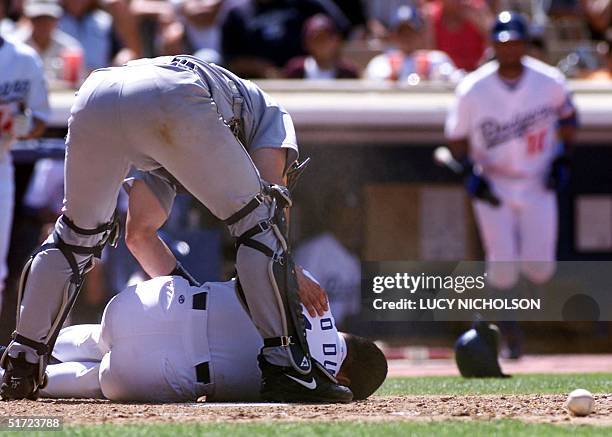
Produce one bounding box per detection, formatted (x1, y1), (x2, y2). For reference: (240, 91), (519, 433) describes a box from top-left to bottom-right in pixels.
(258, 355), (353, 403)
(0, 352), (42, 401)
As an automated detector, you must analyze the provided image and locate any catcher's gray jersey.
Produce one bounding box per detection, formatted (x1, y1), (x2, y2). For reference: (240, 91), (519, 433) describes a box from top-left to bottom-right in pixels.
(125, 55), (298, 215)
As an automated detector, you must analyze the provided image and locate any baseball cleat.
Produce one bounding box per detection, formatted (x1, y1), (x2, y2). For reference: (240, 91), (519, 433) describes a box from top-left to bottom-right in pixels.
(0, 353), (41, 401)
(258, 355), (353, 403)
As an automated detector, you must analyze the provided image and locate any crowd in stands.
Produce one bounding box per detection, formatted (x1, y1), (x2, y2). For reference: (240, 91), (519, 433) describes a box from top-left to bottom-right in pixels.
(2, 0), (612, 87)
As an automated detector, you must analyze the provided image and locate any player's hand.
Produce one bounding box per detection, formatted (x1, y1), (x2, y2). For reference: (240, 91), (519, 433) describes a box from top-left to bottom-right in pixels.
(465, 172), (501, 207)
(295, 265), (329, 318)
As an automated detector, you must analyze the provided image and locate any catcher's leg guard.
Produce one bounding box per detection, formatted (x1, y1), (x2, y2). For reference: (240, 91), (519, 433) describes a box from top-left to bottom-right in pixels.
(226, 185), (312, 373)
(0, 213), (119, 400)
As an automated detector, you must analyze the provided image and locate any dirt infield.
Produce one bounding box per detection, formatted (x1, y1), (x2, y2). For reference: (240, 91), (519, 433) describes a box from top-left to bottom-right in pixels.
(1, 394), (610, 427)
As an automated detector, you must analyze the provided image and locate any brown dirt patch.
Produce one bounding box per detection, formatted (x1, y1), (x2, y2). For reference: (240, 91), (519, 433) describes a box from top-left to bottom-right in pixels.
(1, 394), (610, 427)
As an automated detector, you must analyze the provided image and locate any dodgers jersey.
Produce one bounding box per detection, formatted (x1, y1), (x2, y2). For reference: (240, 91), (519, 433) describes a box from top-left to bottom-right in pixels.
(445, 56), (575, 179)
(0, 38), (49, 154)
(95, 275), (346, 401)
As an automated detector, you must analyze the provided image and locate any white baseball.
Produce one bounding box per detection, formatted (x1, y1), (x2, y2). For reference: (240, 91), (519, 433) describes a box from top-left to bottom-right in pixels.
(565, 389), (594, 416)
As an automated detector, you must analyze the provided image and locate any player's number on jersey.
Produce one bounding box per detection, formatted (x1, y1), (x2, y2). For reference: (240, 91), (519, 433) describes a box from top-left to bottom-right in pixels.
(527, 129), (546, 156)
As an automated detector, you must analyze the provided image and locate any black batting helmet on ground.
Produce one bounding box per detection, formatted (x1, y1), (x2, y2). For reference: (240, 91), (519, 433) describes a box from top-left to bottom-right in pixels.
(454, 320), (510, 378)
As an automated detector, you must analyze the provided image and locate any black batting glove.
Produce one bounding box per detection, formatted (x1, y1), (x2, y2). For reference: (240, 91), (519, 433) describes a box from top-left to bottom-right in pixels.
(461, 159), (501, 207)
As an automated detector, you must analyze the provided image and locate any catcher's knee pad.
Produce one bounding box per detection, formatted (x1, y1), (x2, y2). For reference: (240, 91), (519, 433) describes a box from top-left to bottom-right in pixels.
(226, 185), (312, 374)
(2, 213), (120, 385)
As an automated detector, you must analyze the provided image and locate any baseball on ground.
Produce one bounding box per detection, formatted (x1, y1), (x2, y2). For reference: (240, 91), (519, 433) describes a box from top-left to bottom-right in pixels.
(565, 389), (594, 416)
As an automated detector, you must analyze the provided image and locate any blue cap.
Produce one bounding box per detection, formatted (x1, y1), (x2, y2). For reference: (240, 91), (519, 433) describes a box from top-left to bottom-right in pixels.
(390, 5), (424, 31)
(491, 11), (528, 42)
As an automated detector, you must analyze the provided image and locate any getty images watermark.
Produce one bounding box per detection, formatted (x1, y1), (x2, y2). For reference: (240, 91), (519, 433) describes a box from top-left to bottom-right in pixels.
(371, 272), (541, 311)
(361, 261), (612, 322)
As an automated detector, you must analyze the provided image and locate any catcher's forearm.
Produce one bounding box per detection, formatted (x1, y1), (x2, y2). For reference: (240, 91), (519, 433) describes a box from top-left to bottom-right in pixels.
(126, 229), (177, 278)
(251, 147), (288, 186)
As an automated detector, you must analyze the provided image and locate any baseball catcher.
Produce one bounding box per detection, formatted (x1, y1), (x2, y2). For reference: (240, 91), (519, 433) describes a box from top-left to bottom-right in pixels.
(1, 55), (351, 402)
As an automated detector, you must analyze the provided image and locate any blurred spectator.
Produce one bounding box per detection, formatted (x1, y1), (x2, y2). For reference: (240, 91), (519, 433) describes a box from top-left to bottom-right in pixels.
(1, 0), (16, 36)
(486, 0), (500, 11)
(364, 0), (413, 40)
(365, 5), (458, 82)
(563, 35), (612, 78)
(546, 0), (581, 17)
(221, 0), (350, 78)
(284, 14), (358, 79)
(17, 0), (84, 86)
(159, 0), (239, 61)
(557, 44), (603, 76)
(580, 0), (612, 40)
(130, 0), (174, 57)
(329, 0), (367, 38)
(59, 0), (142, 71)
(424, 0), (493, 71)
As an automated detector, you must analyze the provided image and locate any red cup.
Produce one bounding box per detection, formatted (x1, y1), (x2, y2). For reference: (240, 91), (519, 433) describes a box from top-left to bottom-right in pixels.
(62, 49), (84, 88)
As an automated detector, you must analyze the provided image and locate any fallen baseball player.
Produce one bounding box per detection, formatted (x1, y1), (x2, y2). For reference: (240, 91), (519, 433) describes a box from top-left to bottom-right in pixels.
(0, 272), (387, 403)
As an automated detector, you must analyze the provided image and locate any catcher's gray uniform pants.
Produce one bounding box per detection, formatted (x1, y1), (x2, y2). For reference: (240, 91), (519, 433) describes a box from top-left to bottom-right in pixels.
(10, 61), (289, 366)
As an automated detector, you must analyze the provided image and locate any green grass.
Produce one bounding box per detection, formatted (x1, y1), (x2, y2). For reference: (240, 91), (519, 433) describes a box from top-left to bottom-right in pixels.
(378, 373), (612, 396)
(40, 421), (612, 437)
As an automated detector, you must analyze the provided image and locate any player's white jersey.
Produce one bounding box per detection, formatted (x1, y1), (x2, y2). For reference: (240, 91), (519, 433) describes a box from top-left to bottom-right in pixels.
(58, 275), (348, 402)
(445, 56), (575, 179)
(0, 38), (49, 154)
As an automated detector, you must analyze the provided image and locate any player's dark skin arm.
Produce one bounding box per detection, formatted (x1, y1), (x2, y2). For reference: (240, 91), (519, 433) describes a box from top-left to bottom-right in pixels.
(448, 139), (469, 162)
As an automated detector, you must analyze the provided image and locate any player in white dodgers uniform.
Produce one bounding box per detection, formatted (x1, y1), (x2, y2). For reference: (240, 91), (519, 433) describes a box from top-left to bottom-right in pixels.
(0, 274), (387, 402)
(1, 55), (352, 402)
(0, 36), (49, 313)
(445, 12), (577, 293)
